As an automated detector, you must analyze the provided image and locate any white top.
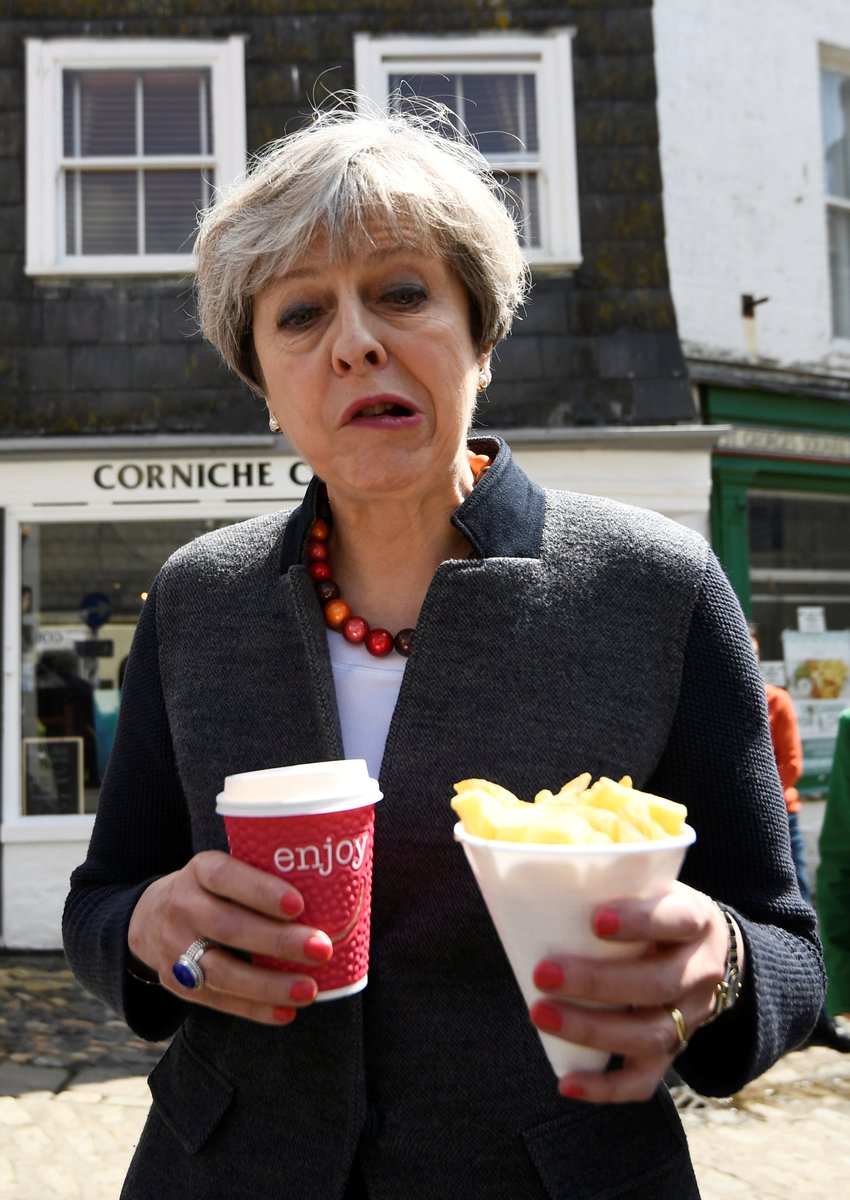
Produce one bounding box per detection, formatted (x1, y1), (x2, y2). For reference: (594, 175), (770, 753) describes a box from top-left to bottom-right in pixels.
(327, 631), (406, 780)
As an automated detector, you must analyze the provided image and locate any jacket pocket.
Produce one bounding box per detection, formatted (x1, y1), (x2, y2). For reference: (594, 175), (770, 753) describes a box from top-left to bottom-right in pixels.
(147, 1028), (235, 1154)
(522, 1090), (698, 1200)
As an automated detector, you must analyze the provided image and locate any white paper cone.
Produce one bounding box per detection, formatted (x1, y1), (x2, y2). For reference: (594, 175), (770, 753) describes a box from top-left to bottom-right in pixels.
(454, 822), (696, 1078)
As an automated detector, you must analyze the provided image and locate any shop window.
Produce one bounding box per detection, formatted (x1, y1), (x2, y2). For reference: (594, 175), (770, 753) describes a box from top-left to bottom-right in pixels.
(25, 37), (246, 276)
(20, 518), (236, 816)
(354, 30), (581, 267)
(748, 491), (850, 657)
(821, 52), (850, 339)
(748, 490), (850, 786)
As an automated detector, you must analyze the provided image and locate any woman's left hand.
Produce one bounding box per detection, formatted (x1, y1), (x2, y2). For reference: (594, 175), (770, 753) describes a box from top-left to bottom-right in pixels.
(529, 882), (739, 1103)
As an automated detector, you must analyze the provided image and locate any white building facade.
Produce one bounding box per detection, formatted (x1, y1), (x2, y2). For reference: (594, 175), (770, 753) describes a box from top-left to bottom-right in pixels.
(654, 0), (850, 791)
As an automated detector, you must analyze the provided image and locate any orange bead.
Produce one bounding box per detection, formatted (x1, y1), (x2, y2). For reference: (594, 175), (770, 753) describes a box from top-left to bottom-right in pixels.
(324, 598), (352, 629)
(468, 453), (492, 479)
(310, 519), (331, 540)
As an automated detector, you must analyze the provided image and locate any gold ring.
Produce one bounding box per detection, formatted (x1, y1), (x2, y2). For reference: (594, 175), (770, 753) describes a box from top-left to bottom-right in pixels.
(669, 1007), (688, 1056)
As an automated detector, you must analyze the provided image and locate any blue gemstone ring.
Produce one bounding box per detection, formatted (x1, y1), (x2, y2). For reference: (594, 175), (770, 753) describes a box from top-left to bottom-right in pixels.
(172, 937), (215, 991)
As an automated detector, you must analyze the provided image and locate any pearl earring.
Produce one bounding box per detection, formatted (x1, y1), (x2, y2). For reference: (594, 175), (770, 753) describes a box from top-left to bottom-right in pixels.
(268, 415), (281, 433)
(477, 369), (489, 392)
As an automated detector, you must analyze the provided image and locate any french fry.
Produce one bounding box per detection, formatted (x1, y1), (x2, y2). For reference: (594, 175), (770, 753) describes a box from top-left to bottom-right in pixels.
(451, 772), (687, 844)
(534, 772), (592, 805)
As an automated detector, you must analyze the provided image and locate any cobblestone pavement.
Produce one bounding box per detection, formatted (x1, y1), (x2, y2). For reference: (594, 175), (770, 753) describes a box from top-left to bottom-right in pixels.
(1, 951), (849, 1199)
(0, 953), (164, 1200)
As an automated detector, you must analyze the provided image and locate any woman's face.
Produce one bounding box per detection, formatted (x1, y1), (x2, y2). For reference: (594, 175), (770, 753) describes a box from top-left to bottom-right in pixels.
(252, 232), (491, 507)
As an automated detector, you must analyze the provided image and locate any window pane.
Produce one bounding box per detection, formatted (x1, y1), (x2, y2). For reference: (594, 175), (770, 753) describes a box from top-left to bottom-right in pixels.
(20, 519), (236, 815)
(748, 491), (850, 659)
(389, 71), (538, 155)
(389, 73), (463, 132)
(63, 71), (137, 157)
(822, 69), (850, 200)
(828, 206), (850, 338)
(144, 70), (211, 155)
(67, 172), (138, 255)
(144, 170), (209, 253)
(462, 74), (538, 155)
(502, 173), (540, 248)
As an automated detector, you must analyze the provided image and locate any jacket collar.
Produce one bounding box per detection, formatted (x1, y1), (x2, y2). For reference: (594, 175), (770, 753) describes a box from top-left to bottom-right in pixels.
(278, 435), (547, 573)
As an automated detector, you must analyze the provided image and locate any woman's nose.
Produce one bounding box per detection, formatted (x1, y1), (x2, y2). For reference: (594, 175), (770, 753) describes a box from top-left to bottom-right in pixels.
(331, 302), (388, 375)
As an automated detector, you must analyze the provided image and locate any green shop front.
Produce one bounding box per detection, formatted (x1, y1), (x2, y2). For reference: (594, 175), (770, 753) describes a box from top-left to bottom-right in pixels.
(707, 387), (850, 793)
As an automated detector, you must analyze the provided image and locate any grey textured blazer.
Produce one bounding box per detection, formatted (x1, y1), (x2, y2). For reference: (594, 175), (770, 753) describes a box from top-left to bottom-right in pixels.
(64, 438), (823, 1200)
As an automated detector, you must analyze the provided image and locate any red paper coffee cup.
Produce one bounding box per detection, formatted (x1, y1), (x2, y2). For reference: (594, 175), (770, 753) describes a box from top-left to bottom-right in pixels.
(216, 760), (382, 1000)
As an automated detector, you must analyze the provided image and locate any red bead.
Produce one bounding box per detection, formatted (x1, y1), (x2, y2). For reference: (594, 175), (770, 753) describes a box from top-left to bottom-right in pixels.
(307, 539), (329, 561)
(306, 493), (413, 657)
(324, 598), (352, 629)
(394, 628), (414, 656)
(315, 580), (340, 604)
(342, 616), (369, 644)
(365, 629), (394, 657)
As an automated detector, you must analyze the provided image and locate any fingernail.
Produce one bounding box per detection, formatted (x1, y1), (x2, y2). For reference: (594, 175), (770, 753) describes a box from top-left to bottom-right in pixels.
(279, 891), (304, 918)
(273, 1005), (296, 1024)
(533, 960), (565, 991)
(594, 908), (620, 937)
(289, 978), (318, 1003)
(558, 1080), (585, 1100)
(530, 1001), (563, 1034)
(303, 932), (333, 963)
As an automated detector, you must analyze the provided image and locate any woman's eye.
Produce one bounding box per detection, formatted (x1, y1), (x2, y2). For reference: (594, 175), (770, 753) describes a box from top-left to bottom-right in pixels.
(384, 286), (426, 308)
(279, 305), (320, 329)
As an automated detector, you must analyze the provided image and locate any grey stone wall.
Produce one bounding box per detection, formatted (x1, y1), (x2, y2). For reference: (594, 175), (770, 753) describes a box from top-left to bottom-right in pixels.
(0, 0), (694, 438)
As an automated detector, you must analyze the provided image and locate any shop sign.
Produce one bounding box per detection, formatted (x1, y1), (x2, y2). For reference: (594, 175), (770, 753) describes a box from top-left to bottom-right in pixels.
(718, 427), (850, 460)
(91, 458), (311, 496)
(0, 455), (311, 506)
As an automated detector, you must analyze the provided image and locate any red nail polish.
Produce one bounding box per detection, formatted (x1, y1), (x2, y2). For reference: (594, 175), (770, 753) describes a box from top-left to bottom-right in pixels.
(533, 960), (565, 991)
(273, 1005), (296, 1024)
(289, 978), (317, 1003)
(530, 1001), (563, 1033)
(594, 908), (620, 937)
(558, 1081), (585, 1099)
(303, 932), (333, 963)
(279, 891), (303, 918)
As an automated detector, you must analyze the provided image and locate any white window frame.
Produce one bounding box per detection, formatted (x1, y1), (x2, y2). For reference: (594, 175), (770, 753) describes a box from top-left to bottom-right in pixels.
(821, 44), (850, 346)
(25, 36), (247, 277)
(354, 30), (581, 269)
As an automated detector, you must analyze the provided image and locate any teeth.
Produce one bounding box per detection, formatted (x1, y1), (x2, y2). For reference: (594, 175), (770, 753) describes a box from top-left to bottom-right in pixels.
(358, 403), (402, 417)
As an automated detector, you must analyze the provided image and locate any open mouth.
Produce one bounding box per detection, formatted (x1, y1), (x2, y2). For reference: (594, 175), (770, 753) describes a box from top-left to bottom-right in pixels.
(345, 396), (419, 423)
(354, 401), (412, 418)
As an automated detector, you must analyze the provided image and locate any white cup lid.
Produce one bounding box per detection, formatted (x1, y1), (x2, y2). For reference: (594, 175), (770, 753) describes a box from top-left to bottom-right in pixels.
(216, 758), (382, 816)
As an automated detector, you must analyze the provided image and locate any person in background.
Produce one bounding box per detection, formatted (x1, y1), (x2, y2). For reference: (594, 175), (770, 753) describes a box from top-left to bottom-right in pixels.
(750, 623), (850, 1053)
(817, 708), (850, 1030)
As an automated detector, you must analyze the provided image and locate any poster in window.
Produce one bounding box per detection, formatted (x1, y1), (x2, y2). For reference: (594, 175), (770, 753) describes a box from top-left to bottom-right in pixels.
(22, 736), (84, 816)
(782, 631), (850, 778)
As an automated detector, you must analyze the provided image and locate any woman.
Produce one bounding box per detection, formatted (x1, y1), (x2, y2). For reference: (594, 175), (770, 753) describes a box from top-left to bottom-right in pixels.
(63, 102), (823, 1199)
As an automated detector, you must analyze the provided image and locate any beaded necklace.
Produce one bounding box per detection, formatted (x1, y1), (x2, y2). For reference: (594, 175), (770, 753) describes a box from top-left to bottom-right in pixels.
(305, 453), (491, 657)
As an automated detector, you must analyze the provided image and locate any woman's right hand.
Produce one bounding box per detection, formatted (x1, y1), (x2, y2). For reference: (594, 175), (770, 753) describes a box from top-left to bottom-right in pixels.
(127, 850), (331, 1024)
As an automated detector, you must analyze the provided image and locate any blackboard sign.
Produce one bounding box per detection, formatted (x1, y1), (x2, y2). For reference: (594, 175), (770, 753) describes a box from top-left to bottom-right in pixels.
(22, 737), (84, 816)
(74, 639), (114, 658)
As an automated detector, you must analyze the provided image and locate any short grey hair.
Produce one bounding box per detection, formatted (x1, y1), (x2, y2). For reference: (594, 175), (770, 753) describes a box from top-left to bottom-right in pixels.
(195, 98), (530, 395)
